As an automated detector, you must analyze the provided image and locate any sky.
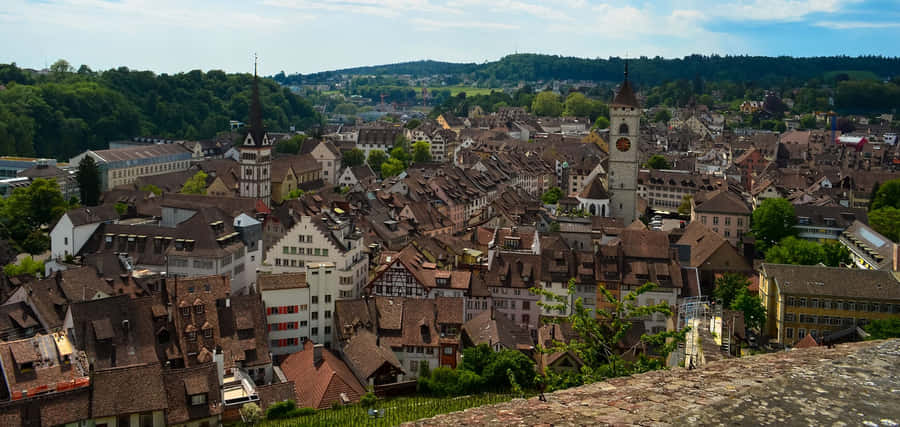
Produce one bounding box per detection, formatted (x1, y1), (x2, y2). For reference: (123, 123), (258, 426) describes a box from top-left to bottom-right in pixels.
(2, 0), (900, 75)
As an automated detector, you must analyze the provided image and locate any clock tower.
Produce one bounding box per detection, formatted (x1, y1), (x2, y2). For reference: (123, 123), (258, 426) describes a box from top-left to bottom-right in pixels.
(608, 63), (640, 224)
(239, 58), (272, 207)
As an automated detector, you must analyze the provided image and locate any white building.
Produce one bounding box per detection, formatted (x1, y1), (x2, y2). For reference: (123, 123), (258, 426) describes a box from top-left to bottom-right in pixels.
(260, 272), (311, 356)
(264, 210), (368, 300)
(50, 205), (119, 261)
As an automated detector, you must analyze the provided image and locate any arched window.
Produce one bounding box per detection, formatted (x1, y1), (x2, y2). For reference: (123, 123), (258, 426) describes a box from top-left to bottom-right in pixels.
(601, 204), (607, 217)
(619, 123), (629, 134)
(589, 204), (597, 215)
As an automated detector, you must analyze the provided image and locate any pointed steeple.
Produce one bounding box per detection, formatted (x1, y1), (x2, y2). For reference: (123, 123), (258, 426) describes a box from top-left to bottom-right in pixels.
(247, 54), (265, 146)
(612, 59), (640, 108)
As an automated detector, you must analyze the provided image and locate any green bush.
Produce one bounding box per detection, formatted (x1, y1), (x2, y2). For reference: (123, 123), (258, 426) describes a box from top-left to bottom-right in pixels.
(359, 392), (378, 408)
(266, 400), (297, 419)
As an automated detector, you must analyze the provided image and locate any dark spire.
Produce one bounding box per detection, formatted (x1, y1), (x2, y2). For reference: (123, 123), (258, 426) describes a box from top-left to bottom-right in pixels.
(612, 59), (640, 108)
(247, 54), (265, 146)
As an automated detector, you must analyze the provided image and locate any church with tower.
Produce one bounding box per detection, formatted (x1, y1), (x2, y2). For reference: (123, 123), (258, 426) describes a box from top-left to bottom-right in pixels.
(239, 61), (272, 207)
(608, 64), (641, 224)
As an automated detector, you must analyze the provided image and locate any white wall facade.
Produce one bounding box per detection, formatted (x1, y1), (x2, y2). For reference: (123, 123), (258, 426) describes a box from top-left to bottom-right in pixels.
(262, 286), (311, 356)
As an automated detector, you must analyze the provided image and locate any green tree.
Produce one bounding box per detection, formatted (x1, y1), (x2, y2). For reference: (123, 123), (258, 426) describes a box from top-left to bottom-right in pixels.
(531, 91), (563, 117)
(731, 288), (766, 331)
(870, 178), (900, 211)
(751, 198), (797, 250)
(389, 146), (411, 167)
(868, 182), (881, 211)
(412, 140), (432, 163)
(140, 184), (162, 196)
(822, 241), (852, 267)
(275, 135), (306, 155)
(459, 344), (494, 375)
(482, 349), (535, 390)
(592, 116), (610, 130)
(287, 189), (305, 199)
(541, 187), (562, 205)
(713, 273), (750, 307)
(76, 156), (101, 206)
(22, 230), (49, 255)
(26, 178), (67, 226)
(531, 279), (689, 386)
(342, 148), (365, 167)
(367, 150), (388, 176)
(645, 155), (671, 170)
(4, 256), (44, 278)
(870, 206), (900, 242)
(774, 121), (787, 132)
(652, 109), (671, 123)
(764, 236), (850, 267)
(240, 402), (262, 424)
(114, 202), (128, 215)
(677, 195), (693, 216)
(180, 171), (208, 195)
(381, 158), (405, 178)
(404, 119), (421, 129)
(799, 114), (817, 129)
(49, 59), (73, 74)
(862, 318), (900, 340)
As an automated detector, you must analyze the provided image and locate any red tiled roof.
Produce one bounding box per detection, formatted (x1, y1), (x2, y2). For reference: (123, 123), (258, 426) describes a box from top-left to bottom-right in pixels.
(280, 341), (366, 409)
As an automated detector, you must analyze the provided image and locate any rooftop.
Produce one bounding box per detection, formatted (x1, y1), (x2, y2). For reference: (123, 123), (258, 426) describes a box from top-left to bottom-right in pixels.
(409, 339), (900, 426)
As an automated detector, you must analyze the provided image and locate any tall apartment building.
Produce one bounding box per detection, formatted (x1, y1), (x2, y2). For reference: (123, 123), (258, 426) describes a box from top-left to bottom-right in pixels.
(260, 272), (310, 357)
(264, 209), (368, 299)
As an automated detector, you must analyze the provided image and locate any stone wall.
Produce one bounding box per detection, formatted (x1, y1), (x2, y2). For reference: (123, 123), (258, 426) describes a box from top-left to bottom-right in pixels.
(407, 339), (900, 426)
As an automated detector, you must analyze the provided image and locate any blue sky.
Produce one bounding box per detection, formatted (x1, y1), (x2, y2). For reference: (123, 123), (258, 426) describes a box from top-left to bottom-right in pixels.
(2, 0), (899, 75)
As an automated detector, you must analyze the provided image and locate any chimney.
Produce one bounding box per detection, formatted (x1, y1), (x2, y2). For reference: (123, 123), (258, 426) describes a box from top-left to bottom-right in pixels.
(214, 346), (225, 386)
(313, 344), (324, 365)
(893, 244), (900, 272)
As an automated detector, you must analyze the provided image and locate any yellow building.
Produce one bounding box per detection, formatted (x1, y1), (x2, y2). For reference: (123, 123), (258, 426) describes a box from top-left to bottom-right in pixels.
(759, 263), (900, 346)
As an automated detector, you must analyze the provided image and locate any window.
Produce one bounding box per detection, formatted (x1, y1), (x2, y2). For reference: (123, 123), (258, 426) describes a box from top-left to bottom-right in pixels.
(324, 326), (331, 334)
(311, 327), (318, 335)
(522, 314), (530, 324)
(724, 217), (731, 226)
(186, 331), (196, 342)
(784, 313), (795, 322)
(300, 320), (308, 327)
(325, 295), (332, 303)
(416, 346), (424, 353)
(713, 216), (719, 225)
(194, 305), (204, 315)
(786, 327), (794, 338)
(191, 393), (207, 406)
(410, 360), (419, 373)
(182, 307), (191, 317)
(443, 347), (453, 355)
(323, 249), (329, 256)
(798, 328), (806, 339)
(701, 216), (707, 224)
(311, 296), (318, 304)
(325, 310), (331, 319)
(203, 328), (213, 339)
(311, 312), (318, 320)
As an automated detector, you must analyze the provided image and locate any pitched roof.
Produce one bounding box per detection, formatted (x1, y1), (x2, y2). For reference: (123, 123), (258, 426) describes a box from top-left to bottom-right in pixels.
(162, 364), (222, 425)
(761, 263), (900, 300)
(577, 175), (609, 200)
(258, 272), (308, 291)
(63, 205), (119, 227)
(676, 222), (730, 267)
(618, 229), (670, 259)
(462, 307), (534, 351)
(611, 78), (640, 108)
(280, 341), (366, 409)
(91, 364), (168, 417)
(341, 329), (404, 381)
(693, 188), (751, 215)
(89, 143), (191, 163)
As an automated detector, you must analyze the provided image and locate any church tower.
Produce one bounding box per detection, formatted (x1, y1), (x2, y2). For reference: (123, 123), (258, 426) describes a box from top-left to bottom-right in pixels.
(608, 63), (641, 224)
(239, 58), (272, 207)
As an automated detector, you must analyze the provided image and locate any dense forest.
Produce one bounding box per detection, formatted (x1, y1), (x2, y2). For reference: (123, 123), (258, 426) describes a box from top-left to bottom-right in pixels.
(283, 53), (900, 87)
(0, 62), (321, 160)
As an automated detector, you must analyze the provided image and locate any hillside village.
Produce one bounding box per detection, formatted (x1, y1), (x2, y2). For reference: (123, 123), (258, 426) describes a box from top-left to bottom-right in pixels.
(0, 64), (899, 426)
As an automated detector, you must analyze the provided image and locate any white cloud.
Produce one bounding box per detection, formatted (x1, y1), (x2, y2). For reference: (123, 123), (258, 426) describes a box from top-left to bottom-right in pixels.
(814, 20), (900, 29)
(263, 0), (461, 18)
(411, 17), (519, 30)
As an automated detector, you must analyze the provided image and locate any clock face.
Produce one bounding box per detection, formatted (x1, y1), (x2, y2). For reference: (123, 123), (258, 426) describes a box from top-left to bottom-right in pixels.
(615, 137), (631, 152)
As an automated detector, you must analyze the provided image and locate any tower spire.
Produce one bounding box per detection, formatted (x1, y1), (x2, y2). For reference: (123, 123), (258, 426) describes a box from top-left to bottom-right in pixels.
(624, 58), (629, 81)
(248, 53), (264, 146)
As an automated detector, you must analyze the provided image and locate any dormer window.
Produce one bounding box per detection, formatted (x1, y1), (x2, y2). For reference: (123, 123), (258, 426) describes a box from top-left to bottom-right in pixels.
(203, 327), (213, 339)
(194, 304), (204, 315)
(191, 393), (206, 406)
(186, 331), (196, 342)
(181, 307), (190, 317)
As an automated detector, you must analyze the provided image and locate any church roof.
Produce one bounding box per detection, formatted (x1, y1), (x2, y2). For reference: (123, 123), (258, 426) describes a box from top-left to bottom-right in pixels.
(611, 64), (640, 109)
(245, 65), (268, 147)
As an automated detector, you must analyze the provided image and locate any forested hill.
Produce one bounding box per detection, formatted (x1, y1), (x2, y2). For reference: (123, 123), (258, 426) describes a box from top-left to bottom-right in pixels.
(284, 53), (900, 86)
(275, 59), (478, 85)
(0, 63), (321, 160)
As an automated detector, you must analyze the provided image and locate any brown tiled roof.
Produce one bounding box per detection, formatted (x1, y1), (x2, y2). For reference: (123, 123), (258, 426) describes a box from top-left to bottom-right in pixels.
(256, 381), (298, 411)
(162, 363), (222, 425)
(578, 176), (610, 200)
(762, 263), (900, 300)
(69, 295), (161, 370)
(676, 222), (730, 267)
(0, 302), (40, 336)
(258, 272), (308, 291)
(57, 265), (113, 302)
(341, 329), (404, 381)
(400, 299), (441, 347)
(280, 341), (366, 409)
(435, 297), (463, 324)
(618, 229), (670, 259)
(375, 297), (404, 331)
(611, 79), (640, 108)
(462, 307), (534, 350)
(91, 364), (167, 417)
(693, 188), (751, 215)
(63, 205), (119, 227)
